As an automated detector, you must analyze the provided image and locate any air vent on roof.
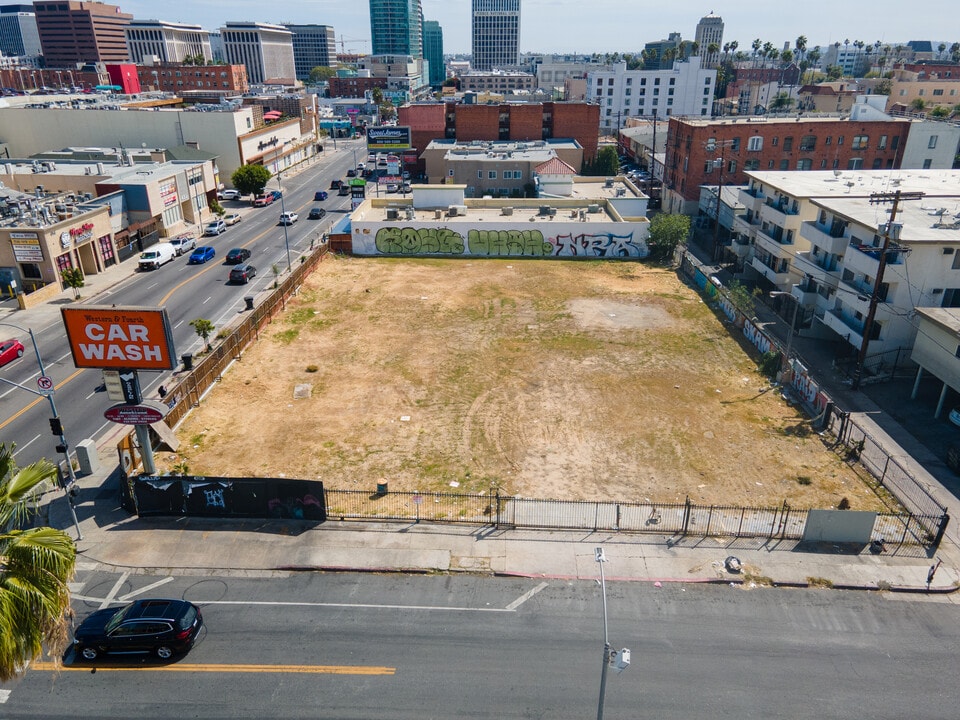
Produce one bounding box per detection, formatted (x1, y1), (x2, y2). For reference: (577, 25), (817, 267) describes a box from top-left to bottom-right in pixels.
(386, 208), (399, 220)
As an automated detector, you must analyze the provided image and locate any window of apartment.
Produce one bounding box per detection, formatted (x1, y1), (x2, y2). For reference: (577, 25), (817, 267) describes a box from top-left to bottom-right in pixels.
(704, 161), (716, 173)
(929, 135), (938, 148)
(799, 135), (816, 151)
(488, 171), (497, 179)
(727, 159), (737, 174)
(779, 159), (789, 170)
(878, 134), (887, 149)
(824, 136), (832, 145)
(654, 77), (660, 85)
(596, 88), (603, 97)
(667, 98), (674, 106)
(933, 88), (944, 96)
(705, 77), (711, 85)
(872, 158), (883, 169)
(918, 88), (925, 96)
(668, 88), (675, 96)
(783, 136), (794, 152)
(625, 88), (631, 95)
(745, 159), (760, 170)
(669, 78), (675, 86)
(923, 159), (933, 169)
(837, 135), (844, 145)
(731, 138), (741, 151)
(653, 88), (659, 96)
(478, 170), (483, 179)
(703, 87), (711, 95)
(772, 137), (779, 147)
(607, 88), (613, 96)
(640, 78), (646, 85)
(899, 89), (907, 96)
(608, 78), (614, 85)
(852, 135), (869, 150)
(892, 136), (900, 150)
(797, 159), (812, 170)
(768, 160), (775, 168)
(847, 158), (864, 169)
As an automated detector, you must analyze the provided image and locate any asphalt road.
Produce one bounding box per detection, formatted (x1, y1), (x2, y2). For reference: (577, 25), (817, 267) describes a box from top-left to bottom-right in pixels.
(2, 571), (959, 719)
(0, 139), (366, 467)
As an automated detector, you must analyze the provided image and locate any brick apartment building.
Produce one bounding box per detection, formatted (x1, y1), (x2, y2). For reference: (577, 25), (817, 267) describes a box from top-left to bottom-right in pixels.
(34, 0), (132, 65)
(136, 63), (248, 94)
(328, 75), (388, 98)
(663, 114), (911, 214)
(398, 101), (601, 163)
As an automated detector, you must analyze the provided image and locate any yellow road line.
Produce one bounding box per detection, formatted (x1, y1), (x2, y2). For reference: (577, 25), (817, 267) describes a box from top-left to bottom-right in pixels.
(0, 368), (85, 432)
(31, 661), (395, 675)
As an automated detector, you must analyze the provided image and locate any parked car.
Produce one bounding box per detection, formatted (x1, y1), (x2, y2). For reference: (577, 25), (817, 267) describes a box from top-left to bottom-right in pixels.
(224, 213), (242, 226)
(0, 339), (25, 367)
(188, 246), (216, 264)
(346, 169), (356, 177)
(386, 183), (399, 193)
(229, 263), (257, 284)
(314, 190), (328, 201)
(204, 220), (226, 236)
(329, 179), (343, 189)
(252, 193), (274, 207)
(400, 183), (412, 193)
(271, 190), (283, 201)
(168, 234), (196, 256)
(278, 211), (299, 225)
(225, 247), (251, 264)
(338, 184), (350, 196)
(72, 598), (203, 661)
(308, 207), (326, 220)
(217, 189), (241, 201)
(138, 243), (176, 271)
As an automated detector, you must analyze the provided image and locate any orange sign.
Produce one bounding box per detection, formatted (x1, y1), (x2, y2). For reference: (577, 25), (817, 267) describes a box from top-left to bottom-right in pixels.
(61, 306), (177, 370)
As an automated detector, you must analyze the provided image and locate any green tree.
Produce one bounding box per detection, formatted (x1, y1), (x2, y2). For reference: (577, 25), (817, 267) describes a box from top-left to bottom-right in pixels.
(826, 65), (844, 80)
(582, 146), (618, 176)
(0, 444), (76, 681)
(371, 87), (384, 105)
(646, 213), (690, 262)
(726, 280), (760, 315)
(929, 105), (950, 119)
(189, 318), (216, 352)
(875, 78), (892, 96)
(308, 66), (336, 83)
(60, 267), (84, 300)
(910, 98), (926, 112)
(209, 199), (225, 218)
(770, 92), (794, 112)
(230, 164), (272, 197)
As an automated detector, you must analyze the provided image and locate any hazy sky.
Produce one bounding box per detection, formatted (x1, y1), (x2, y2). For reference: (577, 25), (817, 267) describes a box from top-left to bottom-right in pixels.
(121, 0), (956, 56)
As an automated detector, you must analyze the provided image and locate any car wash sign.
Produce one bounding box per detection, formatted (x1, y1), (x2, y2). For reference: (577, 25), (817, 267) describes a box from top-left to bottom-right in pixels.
(61, 306), (177, 371)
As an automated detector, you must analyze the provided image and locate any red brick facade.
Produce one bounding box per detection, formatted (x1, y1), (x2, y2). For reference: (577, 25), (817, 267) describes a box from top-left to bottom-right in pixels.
(328, 76), (388, 98)
(135, 64), (249, 94)
(398, 102), (601, 160)
(664, 116), (911, 205)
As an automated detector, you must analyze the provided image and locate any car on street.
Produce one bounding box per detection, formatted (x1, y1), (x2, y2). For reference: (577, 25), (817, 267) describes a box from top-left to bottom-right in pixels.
(203, 220), (226, 236)
(271, 190), (283, 201)
(314, 190), (328, 201)
(168, 234), (196, 256)
(346, 169), (356, 177)
(308, 207), (326, 220)
(278, 211), (298, 225)
(224, 213), (242, 226)
(73, 598), (203, 661)
(225, 247), (252, 264)
(229, 263), (257, 284)
(217, 189), (241, 201)
(338, 184), (350, 196)
(0, 339), (25, 367)
(329, 179), (343, 189)
(252, 193), (275, 207)
(188, 246), (216, 264)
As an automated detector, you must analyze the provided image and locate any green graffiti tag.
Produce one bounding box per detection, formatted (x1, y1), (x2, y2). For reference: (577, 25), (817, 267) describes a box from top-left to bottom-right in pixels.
(375, 226), (465, 255)
(467, 229), (553, 256)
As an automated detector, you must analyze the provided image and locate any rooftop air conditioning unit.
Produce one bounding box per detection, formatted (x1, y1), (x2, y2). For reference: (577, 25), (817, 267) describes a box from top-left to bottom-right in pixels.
(405, 208), (415, 220)
(587, 204), (601, 213)
(604, 178), (614, 188)
(501, 207), (514, 216)
(447, 205), (459, 217)
(386, 208), (399, 220)
(434, 209), (443, 219)
(538, 205), (552, 215)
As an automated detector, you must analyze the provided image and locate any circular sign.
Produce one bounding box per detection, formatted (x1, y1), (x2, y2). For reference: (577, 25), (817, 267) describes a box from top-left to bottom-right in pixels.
(104, 403), (166, 425)
(37, 376), (54, 390)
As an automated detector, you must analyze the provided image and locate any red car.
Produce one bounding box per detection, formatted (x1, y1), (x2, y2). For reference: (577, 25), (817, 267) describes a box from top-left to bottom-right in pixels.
(0, 339), (25, 367)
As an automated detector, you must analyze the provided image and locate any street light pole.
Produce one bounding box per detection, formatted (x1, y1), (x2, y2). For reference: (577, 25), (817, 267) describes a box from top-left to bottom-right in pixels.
(277, 171), (292, 272)
(596, 547), (611, 720)
(0, 323), (82, 540)
(705, 137), (735, 263)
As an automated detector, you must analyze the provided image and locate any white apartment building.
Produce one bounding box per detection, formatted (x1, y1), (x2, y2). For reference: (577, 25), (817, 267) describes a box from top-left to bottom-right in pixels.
(125, 20), (212, 64)
(221, 22), (295, 85)
(735, 169), (960, 371)
(588, 56), (716, 133)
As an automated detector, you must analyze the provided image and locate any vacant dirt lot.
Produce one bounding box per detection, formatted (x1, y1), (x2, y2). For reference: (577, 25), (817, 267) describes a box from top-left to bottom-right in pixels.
(170, 256), (882, 510)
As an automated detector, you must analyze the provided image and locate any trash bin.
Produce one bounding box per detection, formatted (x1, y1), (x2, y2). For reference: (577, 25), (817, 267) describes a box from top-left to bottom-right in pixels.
(376, 482), (388, 496)
(181, 353), (193, 371)
(244, 295), (255, 311)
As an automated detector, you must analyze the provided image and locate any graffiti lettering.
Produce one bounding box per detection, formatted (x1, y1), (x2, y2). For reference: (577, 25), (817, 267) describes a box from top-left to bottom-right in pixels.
(742, 319), (773, 355)
(375, 227), (465, 254)
(468, 229), (552, 256)
(552, 232), (647, 258)
(204, 488), (225, 508)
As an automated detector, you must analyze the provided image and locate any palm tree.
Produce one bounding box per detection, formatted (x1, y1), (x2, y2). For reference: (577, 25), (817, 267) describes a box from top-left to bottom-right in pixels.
(752, 38), (762, 67)
(795, 35), (808, 64)
(762, 41), (775, 68)
(0, 444), (76, 681)
(951, 43), (960, 63)
(938, 43), (947, 60)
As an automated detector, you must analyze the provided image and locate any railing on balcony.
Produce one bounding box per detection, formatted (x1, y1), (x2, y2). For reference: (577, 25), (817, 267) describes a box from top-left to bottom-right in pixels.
(849, 244), (904, 265)
(764, 197), (799, 215)
(826, 307), (867, 337)
(745, 185), (765, 198)
(759, 224), (791, 245)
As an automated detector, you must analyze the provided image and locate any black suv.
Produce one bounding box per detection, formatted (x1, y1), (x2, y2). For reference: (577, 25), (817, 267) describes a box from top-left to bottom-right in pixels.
(73, 599), (203, 661)
(225, 247), (251, 264)
(308, 207), (326, 220)
(229, 263), (257, 284)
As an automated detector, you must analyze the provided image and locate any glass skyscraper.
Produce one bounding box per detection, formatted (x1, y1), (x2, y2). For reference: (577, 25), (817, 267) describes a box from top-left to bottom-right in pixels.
(422, 20), (444, 87)
(369, 0), (422, 58)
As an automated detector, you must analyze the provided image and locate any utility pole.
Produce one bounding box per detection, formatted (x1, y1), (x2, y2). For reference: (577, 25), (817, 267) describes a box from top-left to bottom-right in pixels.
(851, 189), (923, 389)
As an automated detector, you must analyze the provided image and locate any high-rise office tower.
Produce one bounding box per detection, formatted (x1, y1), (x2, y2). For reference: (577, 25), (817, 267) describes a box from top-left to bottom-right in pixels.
(369, 0), (422, 58)
(422, 19), (444, 87)
(286, 24), (336, 81)
(694, 12), (723, 68)
(472, 0), (520, 71)
(221, 22), (295, 85)
(33, 0), (132, 65)
(124, 20), (211, 64)
(0, 4), (41, 57)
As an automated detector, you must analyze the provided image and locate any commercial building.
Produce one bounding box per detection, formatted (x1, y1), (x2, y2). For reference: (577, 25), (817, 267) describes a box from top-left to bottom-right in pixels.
(422, 19), (444, 87)
(643, 33), (685, 71)
(328, 74), (388, 98)
(588, 55), (716, 134)
(459, 70), (535, 93)
(136, 62), (248, 94)
(286, 24), (336, 81)
(221, 22), (295, 85)
(369, 0), (422, 58)
(33, 0), (132, 66)
(694, 12), (723, 67)
(399, 101), (601, 163)
(733, 169), (960, 380)
(471, 0), (519, 71)
(0, 4), (40, 58)
(124, 20), (211, 64)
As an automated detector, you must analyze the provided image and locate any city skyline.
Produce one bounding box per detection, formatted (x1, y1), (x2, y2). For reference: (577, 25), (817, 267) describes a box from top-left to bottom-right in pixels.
(116, 0), (955, 56)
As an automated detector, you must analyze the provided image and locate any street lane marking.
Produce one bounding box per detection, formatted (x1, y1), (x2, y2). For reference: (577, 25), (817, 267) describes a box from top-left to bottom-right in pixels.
(0, 368), (85, 431)
(505, 582), (549, 611)
(74, 595), (516, 612)
(30, 662), (395, 675)
(11, 434), (40, 456)
(118, 576), (175, 602)
(98, 572), (129, 609)
(0, 689), (11, 703)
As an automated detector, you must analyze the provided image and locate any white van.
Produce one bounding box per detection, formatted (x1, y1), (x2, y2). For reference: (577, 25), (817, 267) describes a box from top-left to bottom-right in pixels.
(138, 242), (176, 271)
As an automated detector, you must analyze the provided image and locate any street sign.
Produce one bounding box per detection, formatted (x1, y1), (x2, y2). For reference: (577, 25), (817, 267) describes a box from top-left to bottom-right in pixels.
(103, 400), (168, 425)
(37, 375), (53, 390)
(118, 370), (142, 404)
(102, 370), (125, 401)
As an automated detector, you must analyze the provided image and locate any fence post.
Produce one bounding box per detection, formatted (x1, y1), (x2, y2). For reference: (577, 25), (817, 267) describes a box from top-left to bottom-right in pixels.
(879, 456), (890, 488)
(682, 496), (691, 536)
(495, 488), (501, 529)
(780, 501), (790, 539)
(933, 512), (950, 549)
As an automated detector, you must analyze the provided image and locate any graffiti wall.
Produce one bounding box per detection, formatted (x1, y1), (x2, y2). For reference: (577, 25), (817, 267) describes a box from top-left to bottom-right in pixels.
(357, 222), (649, 259)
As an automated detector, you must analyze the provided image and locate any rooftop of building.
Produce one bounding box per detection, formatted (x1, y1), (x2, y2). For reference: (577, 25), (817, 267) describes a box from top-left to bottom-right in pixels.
(426, 139), (581, 155)
(812, 195), (960, 242)
(674, 114), (910, 127)
(745, 169), (960, 199)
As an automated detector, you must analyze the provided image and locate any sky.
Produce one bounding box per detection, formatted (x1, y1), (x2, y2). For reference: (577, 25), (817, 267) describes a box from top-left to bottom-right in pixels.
(121, 0), (957, 56)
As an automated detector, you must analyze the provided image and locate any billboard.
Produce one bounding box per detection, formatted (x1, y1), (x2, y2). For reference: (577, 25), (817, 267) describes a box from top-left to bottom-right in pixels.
(367, 126), (412, 150)
(61, 305), (177, 371)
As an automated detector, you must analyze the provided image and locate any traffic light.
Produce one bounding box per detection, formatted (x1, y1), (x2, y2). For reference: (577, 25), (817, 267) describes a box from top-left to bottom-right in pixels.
(55, 444), (67, 454)
(49, 417), (63, 436)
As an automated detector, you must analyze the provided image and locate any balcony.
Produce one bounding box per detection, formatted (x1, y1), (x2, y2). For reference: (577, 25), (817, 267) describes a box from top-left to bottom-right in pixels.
(744, 185), (765, 199)
(821, 307), (865, 349)
(794, 250), (841, 283)
(801, 220), (849, 256)
(792, 283), (819, 307)
(737, 187), (763, 211)
(750, 256), (792, 285)
(764, 196), (799, 215)
(843, 243), (904, 277)
(730, 236), (753, 258)
(757, 223), (791, 245)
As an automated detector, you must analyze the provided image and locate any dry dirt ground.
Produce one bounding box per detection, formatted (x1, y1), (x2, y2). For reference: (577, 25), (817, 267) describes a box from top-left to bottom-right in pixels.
(169, 256), (884, 510)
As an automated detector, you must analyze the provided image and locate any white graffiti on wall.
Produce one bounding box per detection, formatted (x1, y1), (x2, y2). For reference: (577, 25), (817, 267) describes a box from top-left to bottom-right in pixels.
(742, 319), (773, 354)
(204, 488), (226, 508)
